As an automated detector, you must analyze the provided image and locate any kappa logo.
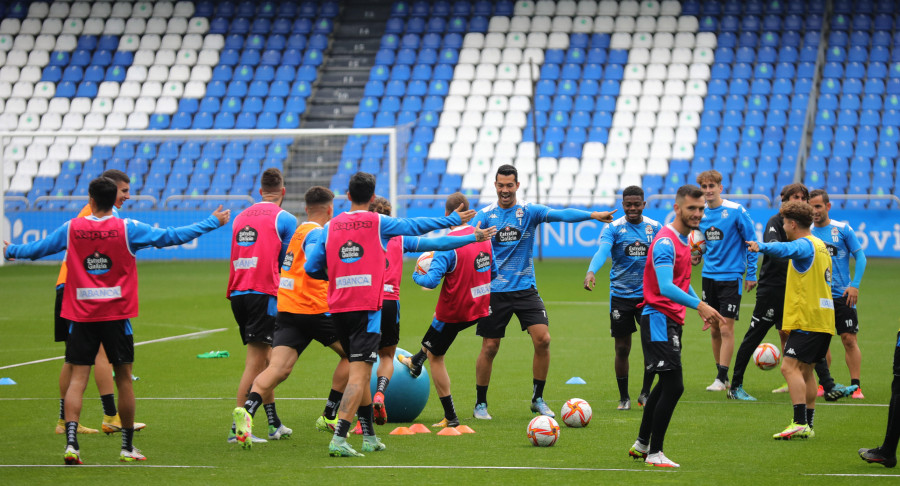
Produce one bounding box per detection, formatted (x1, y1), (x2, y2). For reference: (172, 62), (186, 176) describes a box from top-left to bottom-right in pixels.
(619, 227), (627, 234)
(423, 340), (432, 348)
(657, 360), (665, 368)
(369, 352), (378, 360)
(768, 227), (778, 233)
(490, 213), (499, 219)
(786, 348), (796, 356)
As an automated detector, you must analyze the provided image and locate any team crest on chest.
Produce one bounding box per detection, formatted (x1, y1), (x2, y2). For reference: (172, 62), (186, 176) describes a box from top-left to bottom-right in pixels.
(721, 210), (729, 219)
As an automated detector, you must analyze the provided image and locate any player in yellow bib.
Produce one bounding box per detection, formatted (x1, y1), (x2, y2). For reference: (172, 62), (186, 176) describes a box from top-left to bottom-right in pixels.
(746, 201), (834, 440)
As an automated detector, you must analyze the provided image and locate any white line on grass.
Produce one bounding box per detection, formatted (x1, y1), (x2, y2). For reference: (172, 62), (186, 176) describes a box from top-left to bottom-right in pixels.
(545, 301), (754, 308)
(0, 328), (228, 370)
(0, 465), (215, 468)
(804, 473), (900, 477)
(324, 465), (679, 472)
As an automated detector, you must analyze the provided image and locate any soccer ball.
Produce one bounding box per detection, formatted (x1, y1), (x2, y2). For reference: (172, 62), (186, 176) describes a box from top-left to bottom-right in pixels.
(415, 251), (434, 275)
(688, 229), (706, 256)
(560, 398), (592, 428)
(753, 343), (781, 370)
(526, 415), (560, 447)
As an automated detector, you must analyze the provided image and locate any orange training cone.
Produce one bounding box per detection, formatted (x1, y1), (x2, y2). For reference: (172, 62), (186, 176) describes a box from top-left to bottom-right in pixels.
(455, 425), (475, 434)
(437, 427), (462, 436)
(409, 423), (431, 433)
(390, 426), (414, 435)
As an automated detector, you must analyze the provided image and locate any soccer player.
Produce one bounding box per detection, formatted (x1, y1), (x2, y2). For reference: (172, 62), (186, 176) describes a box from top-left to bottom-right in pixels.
(696, 170), (759, 392)
(583, 185), (661, 410)
(398, 192), (497, 427)
(470, 164), (616, 419)
(628, 185), (724, 468)
(231, 187), (348, 448)
(858, 328), (900, 468)
(4, 177), (230, 465)
(304, 172), (477, 457)
(809, 189), (867, 399)
(227, 168), (298, 444)
(53, 170), (145, 435)
(746, 201), (834, 439)
(728, 184), (808, 401)
(367, 196), (496, 426)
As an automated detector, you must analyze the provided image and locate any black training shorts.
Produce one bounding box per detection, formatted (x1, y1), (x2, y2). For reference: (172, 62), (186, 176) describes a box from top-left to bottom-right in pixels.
(65, 320), (134, 366)
(610, 296), (643, 338)
(640, 311), (683, 373)
(476, 287), (548, 339)
(231, 293), (276, 346)
(379, 299), (400, 348)
(54, 286), (68, 342)
(333, 310), (382, 363)
(273, 311), (339, 354)
(702, 278), (742, 320)
(750, 287), (785, 331)
(833, 298), (859, 335)
(422, 318), (478, 357)
(783, 330), (832, 364)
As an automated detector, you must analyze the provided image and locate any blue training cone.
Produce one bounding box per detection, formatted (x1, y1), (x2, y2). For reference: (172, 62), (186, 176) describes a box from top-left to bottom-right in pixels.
(0, 377), (17, 385)
(566, 377), (587, 385)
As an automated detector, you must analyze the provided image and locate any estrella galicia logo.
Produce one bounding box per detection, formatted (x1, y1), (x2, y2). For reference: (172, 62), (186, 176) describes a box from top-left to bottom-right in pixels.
(340, 240), (363, 263)
(497, 226), (521, 243)
(704, 226), (723, 242)
(626, 241), (648, 257)
(84, 251), (112, 275)
(281, 251), (294, 271)
(825, 244), (838, 257)
(474, 251), (491, 272)
(236, 225), (258, 247)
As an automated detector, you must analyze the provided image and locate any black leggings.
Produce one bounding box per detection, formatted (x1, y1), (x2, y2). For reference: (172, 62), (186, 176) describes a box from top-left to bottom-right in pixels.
(638, 369), (685, 454)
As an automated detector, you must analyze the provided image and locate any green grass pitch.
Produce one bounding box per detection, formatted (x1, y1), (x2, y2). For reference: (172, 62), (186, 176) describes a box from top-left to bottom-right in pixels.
(1, 258), (899, 484)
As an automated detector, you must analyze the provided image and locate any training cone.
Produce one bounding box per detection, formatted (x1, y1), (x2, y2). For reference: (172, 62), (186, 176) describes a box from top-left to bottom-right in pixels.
(0, 378), (16, 385)
(390, 427), (414, 435)
(437, 427), (462, 436)
(455, 425), (475, 434)
(409, 423), (431, 433)
(566, 376), (587, 385)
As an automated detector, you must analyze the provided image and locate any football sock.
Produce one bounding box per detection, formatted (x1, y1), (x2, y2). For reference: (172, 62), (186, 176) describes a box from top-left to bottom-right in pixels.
(121, 428), (134, 452)
(411, 349), (428, 368)
(532, 379), (546, 402)
(616, 376), (629, 401)
(324, 389), (343, 420)
(716, 364), (729, 383)
(264, 402), (281, 428)
(815, 358), (835, 392)
(793, 404), (807, 425)
(335, 419), (352, 439)
(881, 379), (900, 456)
(440, 395), (458, 421)
(100, 394), (117, 417)
(647, 370), (684, 455)
(852, 379), (861, 388)
(376, 376), (390, 395)
(243, 392), (262, 417)
(358, 404), (375, 436)
(806, 408), (815, 429)
(476, 385), (488, 405)
(59, 398), (65, 421)
(641, 370), (654, 395)
(66, 421), (79, 449)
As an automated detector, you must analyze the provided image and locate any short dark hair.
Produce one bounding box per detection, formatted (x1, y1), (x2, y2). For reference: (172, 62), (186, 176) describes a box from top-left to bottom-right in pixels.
(89, 177), (117, 211)
(622, 185), (644, 199)
(368, 196), (391, 216)
(809, 188), (830, 204)
(676, 184), (704, 203)
(495, 164), (518, 182)
(348, 172), (376, 204)
(780, 183), (809, 202)
(100, 169), (130, 184)
(780, 201), (814, 228)
(696, 170), (723, 185)
(445, 192), (468, 214)
(260, 168), (284, 192)
(305, 186), (334, 207)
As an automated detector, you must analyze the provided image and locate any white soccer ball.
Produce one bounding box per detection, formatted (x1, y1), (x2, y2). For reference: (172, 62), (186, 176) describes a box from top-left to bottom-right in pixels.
(526, 415), (560, 447)
(415, 251), (434, 275)
(753, 343), (781, 371)
(560, 398), (592, 428)
(688, 229), (706, 256)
